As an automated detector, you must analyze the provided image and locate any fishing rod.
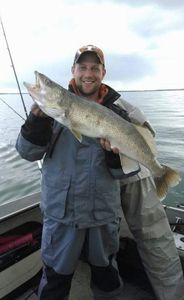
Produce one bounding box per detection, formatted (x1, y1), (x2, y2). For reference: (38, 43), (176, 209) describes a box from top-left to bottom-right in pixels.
(0, 16), (42, 172)
(0, 16), (28, 118)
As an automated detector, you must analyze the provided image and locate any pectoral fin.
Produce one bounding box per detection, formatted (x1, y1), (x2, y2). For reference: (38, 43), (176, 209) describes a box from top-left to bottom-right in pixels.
(119, 154), (140, 174)
(70, 129), (83, 142)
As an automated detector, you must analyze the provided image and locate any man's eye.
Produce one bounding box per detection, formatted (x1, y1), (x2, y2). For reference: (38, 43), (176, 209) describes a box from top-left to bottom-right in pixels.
(93, 67), (100, 72)
(79, 66), (86, 71)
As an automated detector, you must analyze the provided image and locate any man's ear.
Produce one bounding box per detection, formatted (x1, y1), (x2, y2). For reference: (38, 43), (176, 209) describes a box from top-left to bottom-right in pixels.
(103, 68), (106, 78)
(71, 65), (75, 75)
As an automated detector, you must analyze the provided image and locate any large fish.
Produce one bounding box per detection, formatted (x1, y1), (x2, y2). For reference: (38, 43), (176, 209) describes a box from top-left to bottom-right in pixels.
(24, 71), (181, 200)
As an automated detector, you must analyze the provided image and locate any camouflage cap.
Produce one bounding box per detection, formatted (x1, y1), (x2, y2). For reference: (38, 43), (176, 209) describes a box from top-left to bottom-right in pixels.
(73, 45), (105, 66)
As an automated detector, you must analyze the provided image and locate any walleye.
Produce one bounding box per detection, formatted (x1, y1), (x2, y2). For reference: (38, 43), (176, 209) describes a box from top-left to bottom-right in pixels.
(24, 71), (181, 200)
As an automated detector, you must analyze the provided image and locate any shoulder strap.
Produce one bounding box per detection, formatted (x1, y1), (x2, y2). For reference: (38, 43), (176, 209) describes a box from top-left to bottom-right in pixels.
(107, 103), (131, 122)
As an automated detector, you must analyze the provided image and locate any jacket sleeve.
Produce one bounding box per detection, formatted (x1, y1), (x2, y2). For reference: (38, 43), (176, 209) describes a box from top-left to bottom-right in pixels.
(115, 97), (155, 137)
(105, 102), (140, 179)
(16, 112), (53, 161)
(113, 97), (153, 181)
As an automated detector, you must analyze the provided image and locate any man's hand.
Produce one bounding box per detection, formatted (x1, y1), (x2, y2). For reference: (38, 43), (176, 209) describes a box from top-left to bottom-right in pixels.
(31, 103), (48, 118)
(100, 138), (119, 154)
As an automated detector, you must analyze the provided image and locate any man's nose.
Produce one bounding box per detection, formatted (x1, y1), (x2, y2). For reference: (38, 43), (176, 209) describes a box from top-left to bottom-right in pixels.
(84, 68), (94, 76)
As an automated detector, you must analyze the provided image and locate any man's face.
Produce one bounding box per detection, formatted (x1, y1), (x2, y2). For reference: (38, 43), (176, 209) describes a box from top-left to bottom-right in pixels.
(71, 52), (106, 100)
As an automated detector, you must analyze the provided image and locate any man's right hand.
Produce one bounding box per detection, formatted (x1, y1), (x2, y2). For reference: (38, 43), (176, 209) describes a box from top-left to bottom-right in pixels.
(31, 103), (48, 118)
(100, 138), (119, 154)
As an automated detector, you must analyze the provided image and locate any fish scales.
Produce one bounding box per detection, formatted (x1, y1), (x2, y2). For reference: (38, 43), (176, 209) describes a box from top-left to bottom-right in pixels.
(68, 95), (154, 167)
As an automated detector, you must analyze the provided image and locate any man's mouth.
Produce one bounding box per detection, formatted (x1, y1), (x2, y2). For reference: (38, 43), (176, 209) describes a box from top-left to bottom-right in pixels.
(82, 80), (94, 84)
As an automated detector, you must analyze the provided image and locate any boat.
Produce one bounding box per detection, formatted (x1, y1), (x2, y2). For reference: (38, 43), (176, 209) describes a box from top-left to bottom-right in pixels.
(0, 192), (183, 300)
(0, 15), (184, 300)
(0, 193), (42, 300)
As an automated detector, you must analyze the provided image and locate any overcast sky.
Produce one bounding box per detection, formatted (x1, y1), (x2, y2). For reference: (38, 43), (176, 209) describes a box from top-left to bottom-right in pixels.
(0, 0), (184, 92)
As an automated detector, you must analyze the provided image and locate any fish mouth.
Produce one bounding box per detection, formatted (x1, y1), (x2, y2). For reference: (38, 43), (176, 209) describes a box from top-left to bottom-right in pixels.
(34, 70), (44, 90)
(34, 71), (42, 89)
(35, 71), (40, 87)
(23, 71), (41, 91)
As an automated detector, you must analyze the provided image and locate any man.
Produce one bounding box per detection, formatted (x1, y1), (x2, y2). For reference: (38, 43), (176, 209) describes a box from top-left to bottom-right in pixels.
(16, 45), (183, 300)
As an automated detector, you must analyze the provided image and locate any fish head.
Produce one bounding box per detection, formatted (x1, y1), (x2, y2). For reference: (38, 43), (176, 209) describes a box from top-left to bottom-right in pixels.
(23, 71), (68, 121)
(24, 71), (58, 106)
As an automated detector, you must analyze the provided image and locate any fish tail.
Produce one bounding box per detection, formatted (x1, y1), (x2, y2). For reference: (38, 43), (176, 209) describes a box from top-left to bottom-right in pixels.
(154, 165), (182, 201)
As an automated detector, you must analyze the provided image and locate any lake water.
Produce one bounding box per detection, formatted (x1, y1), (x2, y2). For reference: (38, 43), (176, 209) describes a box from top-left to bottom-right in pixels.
(0, 90), (184, 207)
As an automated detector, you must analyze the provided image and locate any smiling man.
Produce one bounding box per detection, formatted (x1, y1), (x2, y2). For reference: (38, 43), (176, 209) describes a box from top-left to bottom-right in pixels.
(16, 45), (184, 300)
(71, 46), (106, 100)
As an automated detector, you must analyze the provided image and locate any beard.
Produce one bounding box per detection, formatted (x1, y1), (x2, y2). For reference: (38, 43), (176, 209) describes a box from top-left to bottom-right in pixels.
(77, 82), (100, 98)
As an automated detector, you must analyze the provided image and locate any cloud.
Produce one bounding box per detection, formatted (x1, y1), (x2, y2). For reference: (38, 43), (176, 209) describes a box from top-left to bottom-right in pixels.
(0, 52), (155, 92)
(62, 0), (184, 10)
(105, 53), (155, 82)
(0, 0), (184, 91)
(88, 0), (184, 10)
(129, 7), (184, 39)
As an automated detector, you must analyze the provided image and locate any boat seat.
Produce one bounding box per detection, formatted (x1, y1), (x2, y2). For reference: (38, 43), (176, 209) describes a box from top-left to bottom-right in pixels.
(0, 221), (42, 271)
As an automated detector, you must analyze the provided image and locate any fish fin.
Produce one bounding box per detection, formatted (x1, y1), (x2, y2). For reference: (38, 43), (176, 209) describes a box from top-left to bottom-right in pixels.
(70, 129), (82, 142)
(154, 165), (182, 201)
(143, 121), (156, 137)
(133, 124), (157, 156)
(119, 154), (140, 174)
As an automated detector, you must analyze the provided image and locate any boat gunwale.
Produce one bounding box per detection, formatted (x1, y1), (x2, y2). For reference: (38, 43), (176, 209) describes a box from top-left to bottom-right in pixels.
(0, 192), (40, 223)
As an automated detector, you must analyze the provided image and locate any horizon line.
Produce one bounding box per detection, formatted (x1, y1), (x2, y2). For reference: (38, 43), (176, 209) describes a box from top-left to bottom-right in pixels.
(119, 88), (184, 92)
(0, 88), (184, 95)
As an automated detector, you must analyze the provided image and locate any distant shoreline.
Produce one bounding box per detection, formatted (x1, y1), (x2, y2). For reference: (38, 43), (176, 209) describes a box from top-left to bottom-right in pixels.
(119, 88), (184, 92)
(0, 88), (184, 94)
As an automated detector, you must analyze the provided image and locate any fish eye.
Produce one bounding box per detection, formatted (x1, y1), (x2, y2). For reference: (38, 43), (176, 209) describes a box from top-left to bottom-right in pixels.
(44, 78), (54, 87)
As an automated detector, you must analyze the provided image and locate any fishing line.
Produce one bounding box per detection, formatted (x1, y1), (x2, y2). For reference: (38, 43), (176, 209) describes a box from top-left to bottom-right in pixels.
(0, 96), (25, 120)
(0, 16), (28, 118)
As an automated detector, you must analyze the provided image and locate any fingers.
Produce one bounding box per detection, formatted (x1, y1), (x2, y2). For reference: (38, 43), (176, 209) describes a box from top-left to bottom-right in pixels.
(31, 103), (48, 117)
(100, 138), (119, 154)
(100, 138), (111, 151)
(111, 147), (119, 154)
